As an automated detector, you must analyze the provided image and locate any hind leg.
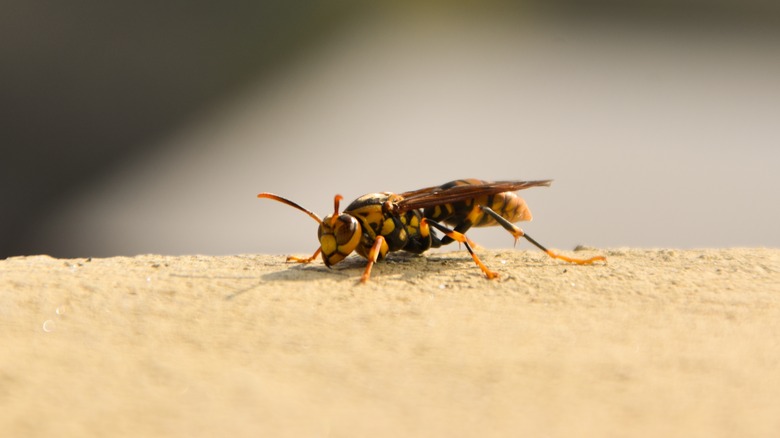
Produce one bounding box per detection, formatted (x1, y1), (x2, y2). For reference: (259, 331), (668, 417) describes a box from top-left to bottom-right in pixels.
(479, 206), (606, 264)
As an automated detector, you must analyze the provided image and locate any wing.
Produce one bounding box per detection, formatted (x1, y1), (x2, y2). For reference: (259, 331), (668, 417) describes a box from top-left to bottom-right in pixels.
(396, 179), (552, 213)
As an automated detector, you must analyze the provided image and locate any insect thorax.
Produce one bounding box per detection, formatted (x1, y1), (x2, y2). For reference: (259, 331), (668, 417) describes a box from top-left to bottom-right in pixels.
(345, 192), (419, 258)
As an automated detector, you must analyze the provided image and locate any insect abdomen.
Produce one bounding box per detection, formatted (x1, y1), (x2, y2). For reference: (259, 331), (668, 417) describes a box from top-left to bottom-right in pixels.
(425, 179), (533, 227)
(474, 191), (532, 226)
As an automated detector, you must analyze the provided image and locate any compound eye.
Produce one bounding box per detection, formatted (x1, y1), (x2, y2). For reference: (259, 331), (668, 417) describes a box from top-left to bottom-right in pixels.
(334, 215), (359, 245)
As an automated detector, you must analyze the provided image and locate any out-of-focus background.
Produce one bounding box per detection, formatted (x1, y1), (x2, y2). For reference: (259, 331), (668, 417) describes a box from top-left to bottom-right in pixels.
(3, 1), (779, 259)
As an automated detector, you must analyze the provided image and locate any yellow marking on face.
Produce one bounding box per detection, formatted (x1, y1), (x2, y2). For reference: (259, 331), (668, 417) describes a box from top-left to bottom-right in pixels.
(320, 234), (337, 255)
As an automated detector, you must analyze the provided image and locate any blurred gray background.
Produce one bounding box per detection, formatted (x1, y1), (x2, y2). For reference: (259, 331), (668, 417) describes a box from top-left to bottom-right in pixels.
(3, 1), (779, 258)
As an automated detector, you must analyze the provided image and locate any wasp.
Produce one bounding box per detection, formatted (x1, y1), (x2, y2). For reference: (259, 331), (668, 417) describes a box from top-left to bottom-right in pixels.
(258, 179), (605, 283)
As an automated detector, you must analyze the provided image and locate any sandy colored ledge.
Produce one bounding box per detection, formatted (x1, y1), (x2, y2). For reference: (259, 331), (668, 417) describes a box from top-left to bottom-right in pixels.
(2, 248), (779, 437)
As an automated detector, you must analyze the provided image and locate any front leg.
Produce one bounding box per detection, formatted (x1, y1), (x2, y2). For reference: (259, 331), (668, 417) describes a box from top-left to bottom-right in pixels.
(286, 247), (322, 263)
(360, 235), (387, 283)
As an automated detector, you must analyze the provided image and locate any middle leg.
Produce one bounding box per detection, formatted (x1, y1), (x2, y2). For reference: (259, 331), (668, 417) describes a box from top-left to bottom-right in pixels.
(421, 218), (498, 279)
(360, 235), (387, 283)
